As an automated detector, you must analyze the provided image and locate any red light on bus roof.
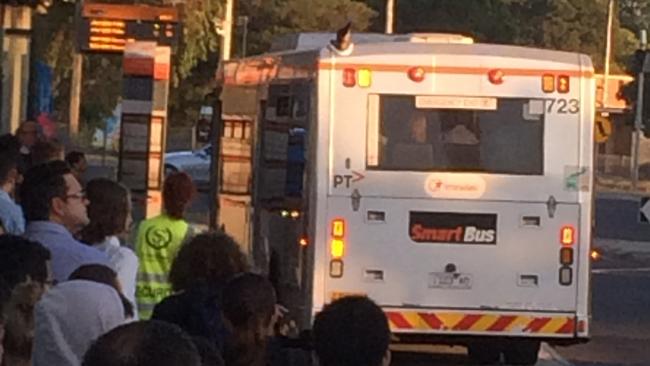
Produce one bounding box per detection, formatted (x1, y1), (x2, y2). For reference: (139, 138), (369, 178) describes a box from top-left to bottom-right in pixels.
(343, 68), (356, 87)
(408, 67), (426, 82)
(558, 75), (570, 93)
(488, 69), (504, 85)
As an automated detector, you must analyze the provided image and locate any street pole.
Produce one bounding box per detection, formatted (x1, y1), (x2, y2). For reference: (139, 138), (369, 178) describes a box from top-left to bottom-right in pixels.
(219, 0), (234, 61)
(238, 15), (248, 58)
(603, 0), (615, 107)
(210, 0), (234, 229)
(68, 53), (82, 137)
(632, 30), (647, 190)
(385, 0), (394, 34)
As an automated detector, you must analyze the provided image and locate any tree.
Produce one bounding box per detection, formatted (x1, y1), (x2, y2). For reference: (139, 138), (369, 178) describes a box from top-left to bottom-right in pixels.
(365, 0), (639, 73)
(30, 0), (376, 133)
(237, 0), (377, 55)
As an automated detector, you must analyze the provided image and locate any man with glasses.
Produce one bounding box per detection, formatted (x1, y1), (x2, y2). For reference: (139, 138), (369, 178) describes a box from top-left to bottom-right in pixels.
(21, 161), (109, 283)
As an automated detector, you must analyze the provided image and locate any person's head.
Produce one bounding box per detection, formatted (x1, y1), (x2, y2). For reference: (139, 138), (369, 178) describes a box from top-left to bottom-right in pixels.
(0, 133), (21, 155)
(15, 121), (40, 148)
(69, 264), (134, 319)
(163, 172), (196, 219)
(313, 296), (391, 366)
(20, 160), (89, 233)
(65, 151), (87, 178)
(409, 111), (428, 143)
(222, 273), (277, 366)
(31, 139), (64, 165)
(0, 141), (20, 194)
(0, 235), (52, 362)
(0, 234), (52, 290)
(82, 320), (201, 366)
(169, 231), (249, 292)
(80, 178), (131, 245)
(0, 133), (27, 175)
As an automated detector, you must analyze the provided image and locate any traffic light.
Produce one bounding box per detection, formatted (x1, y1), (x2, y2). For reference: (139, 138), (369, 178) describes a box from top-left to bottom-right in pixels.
(619, 49), (650, 137)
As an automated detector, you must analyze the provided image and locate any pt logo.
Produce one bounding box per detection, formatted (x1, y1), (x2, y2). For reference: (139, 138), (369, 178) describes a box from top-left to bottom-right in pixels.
(333, 170), (365, 188)
(145, 226), (173, 250)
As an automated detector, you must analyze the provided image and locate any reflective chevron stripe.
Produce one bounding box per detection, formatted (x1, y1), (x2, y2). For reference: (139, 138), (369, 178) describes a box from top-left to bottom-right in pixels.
(385, 310), (577, 336)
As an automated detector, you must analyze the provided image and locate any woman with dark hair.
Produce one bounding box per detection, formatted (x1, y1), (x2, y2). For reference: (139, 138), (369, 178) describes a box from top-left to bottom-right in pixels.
(69, 264), (135, 320)
(135, 172), (196, 319)
(80, 178), (139, 317)
(221, 273), (278, 366)
(151, 231), (249, 351)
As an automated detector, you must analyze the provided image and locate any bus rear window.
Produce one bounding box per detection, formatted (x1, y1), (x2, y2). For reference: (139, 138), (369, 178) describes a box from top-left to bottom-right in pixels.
(367, 95), (544, 175)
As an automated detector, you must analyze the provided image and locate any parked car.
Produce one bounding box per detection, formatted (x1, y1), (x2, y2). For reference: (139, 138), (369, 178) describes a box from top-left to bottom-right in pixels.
(164, 144), (212, 187)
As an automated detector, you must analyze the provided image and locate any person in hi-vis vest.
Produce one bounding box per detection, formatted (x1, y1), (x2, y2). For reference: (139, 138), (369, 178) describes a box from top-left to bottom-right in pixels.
(135, 172), (196, 319)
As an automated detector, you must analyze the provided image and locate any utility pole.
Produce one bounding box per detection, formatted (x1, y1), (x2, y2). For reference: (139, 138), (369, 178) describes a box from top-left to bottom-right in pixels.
(238, 15), (249, 58)
(602, 0), (615, 106)
(632, 30), (647, 190)
(385, 0), (395, 34)
(210, 0), (234, 229)
(219, 0), (234, 61)
(68, 53), (82, 137)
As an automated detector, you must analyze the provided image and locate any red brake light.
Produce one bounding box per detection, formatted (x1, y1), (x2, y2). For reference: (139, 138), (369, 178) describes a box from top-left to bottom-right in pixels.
(407, 67), (426, 82)
(557, 75), (570, 93)
(343, 68), (356, 87)
(488, 69), (504, 85)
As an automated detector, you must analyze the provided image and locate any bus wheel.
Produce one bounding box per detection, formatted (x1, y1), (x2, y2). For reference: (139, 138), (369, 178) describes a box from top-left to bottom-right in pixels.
(502, 340), (540, 365)
(467, 342), (501, 364)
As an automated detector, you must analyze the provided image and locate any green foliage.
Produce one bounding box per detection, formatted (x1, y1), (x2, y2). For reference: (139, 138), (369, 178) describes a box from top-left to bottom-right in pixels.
(237, 0), (377, 55)
(366, 0), (641, 73)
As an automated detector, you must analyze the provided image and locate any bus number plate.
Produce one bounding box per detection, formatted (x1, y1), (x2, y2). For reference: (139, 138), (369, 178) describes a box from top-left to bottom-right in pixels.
(429, 272), (472, 290)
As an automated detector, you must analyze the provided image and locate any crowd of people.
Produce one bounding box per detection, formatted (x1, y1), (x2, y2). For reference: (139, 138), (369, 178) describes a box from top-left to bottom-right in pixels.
(0, 121), (392, 366)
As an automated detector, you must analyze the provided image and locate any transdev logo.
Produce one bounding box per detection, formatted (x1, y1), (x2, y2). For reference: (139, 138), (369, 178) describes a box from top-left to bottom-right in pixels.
(424, 174), (486, 199)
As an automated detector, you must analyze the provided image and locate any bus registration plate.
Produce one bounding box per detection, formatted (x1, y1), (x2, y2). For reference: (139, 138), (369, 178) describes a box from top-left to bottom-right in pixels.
(429, 272), (472, 289)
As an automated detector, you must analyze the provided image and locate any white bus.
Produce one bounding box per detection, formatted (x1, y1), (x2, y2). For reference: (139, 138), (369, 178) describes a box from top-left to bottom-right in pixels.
(215, 31), (594, 365)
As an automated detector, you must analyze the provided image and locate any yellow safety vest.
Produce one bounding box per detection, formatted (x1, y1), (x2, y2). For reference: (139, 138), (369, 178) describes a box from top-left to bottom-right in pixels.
(135, 214), (191, 319)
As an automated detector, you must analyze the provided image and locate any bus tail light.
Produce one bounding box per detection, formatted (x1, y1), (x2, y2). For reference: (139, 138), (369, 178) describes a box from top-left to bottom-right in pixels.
(330, 259), (344, 278)
(331, 218), (345, 238)
(560, 226), (576, 246)
(330, 239), (345, 258)
(542, 74), (555, 93)
(557, 75), (570, 93)
(560, 247), (573, 265)
(559, 266), (573, 286)
(408, 67), (426, 82)
(488, 69), (504, 85)
(330, 218), (347, 276)
(343, 68), (356, 87)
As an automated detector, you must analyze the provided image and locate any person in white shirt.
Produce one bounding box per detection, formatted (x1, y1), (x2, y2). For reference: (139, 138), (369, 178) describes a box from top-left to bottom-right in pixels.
(79, 178), (139, 318)
(32, 280), (126, 366)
